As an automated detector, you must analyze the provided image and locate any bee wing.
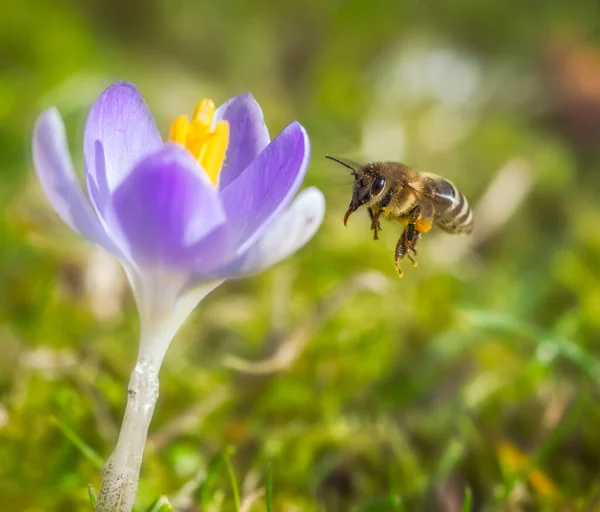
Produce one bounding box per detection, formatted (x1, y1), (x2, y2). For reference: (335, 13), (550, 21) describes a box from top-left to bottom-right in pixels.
(419, 172), (459, 207)
(412, 192), (435, 220)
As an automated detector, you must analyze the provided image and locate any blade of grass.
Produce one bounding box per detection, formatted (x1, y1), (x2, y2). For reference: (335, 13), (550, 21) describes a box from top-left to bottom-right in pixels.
(88, 484), (97, 508)
(463, 310), (600, 383)
(266, 464), (273, 512)
(224, 447), (241, 512)
(462, 487), (472, 512)
(199, 451), (228, 507)
(144, 496), (174, 512)
(50, 416), (104, 470)
(355, 497), (404, 511)
(435, 438), (465, 480)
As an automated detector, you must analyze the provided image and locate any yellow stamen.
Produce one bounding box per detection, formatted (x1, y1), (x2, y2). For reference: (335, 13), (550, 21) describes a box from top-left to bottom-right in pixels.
(169, 115), (189, 146)
(193, 98), (216, 123)
(200, 121), (229, 184)
(168, 99), (229, 186)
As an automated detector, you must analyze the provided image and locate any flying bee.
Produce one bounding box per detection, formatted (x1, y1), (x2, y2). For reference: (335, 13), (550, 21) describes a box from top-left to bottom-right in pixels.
(326, 156), (473, 277)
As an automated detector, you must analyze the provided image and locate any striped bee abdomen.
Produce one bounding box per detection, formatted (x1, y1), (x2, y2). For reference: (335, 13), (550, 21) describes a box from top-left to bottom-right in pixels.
(422, 173), (473, 235)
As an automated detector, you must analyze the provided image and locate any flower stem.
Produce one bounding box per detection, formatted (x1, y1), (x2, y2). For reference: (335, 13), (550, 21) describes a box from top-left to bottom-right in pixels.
(95, 358), (160, 512)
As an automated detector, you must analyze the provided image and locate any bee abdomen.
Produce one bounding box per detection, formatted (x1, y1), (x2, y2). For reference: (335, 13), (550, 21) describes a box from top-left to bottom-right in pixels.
(425, 175), (473, 235)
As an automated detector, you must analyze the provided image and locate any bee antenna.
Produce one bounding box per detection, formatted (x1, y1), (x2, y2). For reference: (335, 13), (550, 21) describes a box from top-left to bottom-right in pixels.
(325, 155), (359, 177)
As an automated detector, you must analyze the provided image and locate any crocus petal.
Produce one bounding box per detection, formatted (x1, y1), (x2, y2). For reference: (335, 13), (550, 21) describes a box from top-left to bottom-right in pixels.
(219, 121), (310, 257)
(32, 108), (122, 255)
(215, 187), (325, 278)
(84, 82), (162, 218)
(112, 144), (227, 268)
(214, 93), (270, 190)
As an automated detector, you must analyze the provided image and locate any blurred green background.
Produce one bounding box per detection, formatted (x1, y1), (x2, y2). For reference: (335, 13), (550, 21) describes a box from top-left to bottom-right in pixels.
(2, 0), (600, 510)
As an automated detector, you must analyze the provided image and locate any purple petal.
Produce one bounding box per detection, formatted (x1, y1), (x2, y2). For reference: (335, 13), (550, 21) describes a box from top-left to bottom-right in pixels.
(32, 108), (122, 255)
(216, 187), (325, 278)
(84, 82), (162, 218)
(219, 121), (310, 257)
(214, 93), (270, 190)
(112, 144), (227, 269)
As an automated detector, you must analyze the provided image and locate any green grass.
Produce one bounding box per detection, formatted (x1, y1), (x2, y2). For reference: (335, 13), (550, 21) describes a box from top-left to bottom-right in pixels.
(224, 448), (241, 512)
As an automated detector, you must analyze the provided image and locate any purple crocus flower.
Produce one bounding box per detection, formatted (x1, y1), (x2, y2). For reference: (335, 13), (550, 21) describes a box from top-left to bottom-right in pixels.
(32, 82), (324, 511)
(33, 81), (324, 363)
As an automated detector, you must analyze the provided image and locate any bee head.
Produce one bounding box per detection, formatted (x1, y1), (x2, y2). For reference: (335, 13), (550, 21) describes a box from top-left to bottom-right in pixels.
(325, 156), (388, 225)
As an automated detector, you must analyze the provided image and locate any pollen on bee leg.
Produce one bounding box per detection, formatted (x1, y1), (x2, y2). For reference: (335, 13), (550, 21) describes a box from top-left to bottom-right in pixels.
(395, 264), (404, 278)
(415, 218), (433, 233)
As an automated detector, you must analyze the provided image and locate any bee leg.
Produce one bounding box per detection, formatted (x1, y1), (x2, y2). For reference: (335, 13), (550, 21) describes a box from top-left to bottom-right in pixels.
(374, 191), (393, 240)
(394, 229), (411, 277)
(368, 208), (382, 240)
(407, 206), (421, 227)
(410, 236), (419, 256)
(404, 206), (425, 266)
(404, 223), (419, 267)
(394, 238), (405, 278)
(406, 222), (416, 241)
(408, 232), (420, 266)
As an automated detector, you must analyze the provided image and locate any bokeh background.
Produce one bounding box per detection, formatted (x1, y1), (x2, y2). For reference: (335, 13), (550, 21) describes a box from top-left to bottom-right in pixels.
(2, 0), (600, 510)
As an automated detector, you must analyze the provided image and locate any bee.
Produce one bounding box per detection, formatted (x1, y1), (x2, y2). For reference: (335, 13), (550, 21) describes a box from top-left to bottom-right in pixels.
(326, 156), (473, 277)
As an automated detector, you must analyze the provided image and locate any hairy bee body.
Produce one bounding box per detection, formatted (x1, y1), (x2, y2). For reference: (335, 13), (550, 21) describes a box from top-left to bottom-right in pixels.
(326, 157), (473, 277)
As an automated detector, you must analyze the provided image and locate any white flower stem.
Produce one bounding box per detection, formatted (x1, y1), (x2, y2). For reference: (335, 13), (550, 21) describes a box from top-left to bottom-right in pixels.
(95, 358), (160, 512)
(92, 278), (223, 511)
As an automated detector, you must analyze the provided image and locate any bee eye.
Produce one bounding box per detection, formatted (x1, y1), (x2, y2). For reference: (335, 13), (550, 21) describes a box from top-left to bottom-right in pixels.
(371, 175), (386, 195)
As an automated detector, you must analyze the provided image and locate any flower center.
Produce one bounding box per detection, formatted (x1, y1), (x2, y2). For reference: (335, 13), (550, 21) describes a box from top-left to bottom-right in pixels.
(168, 99), (229, 185)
